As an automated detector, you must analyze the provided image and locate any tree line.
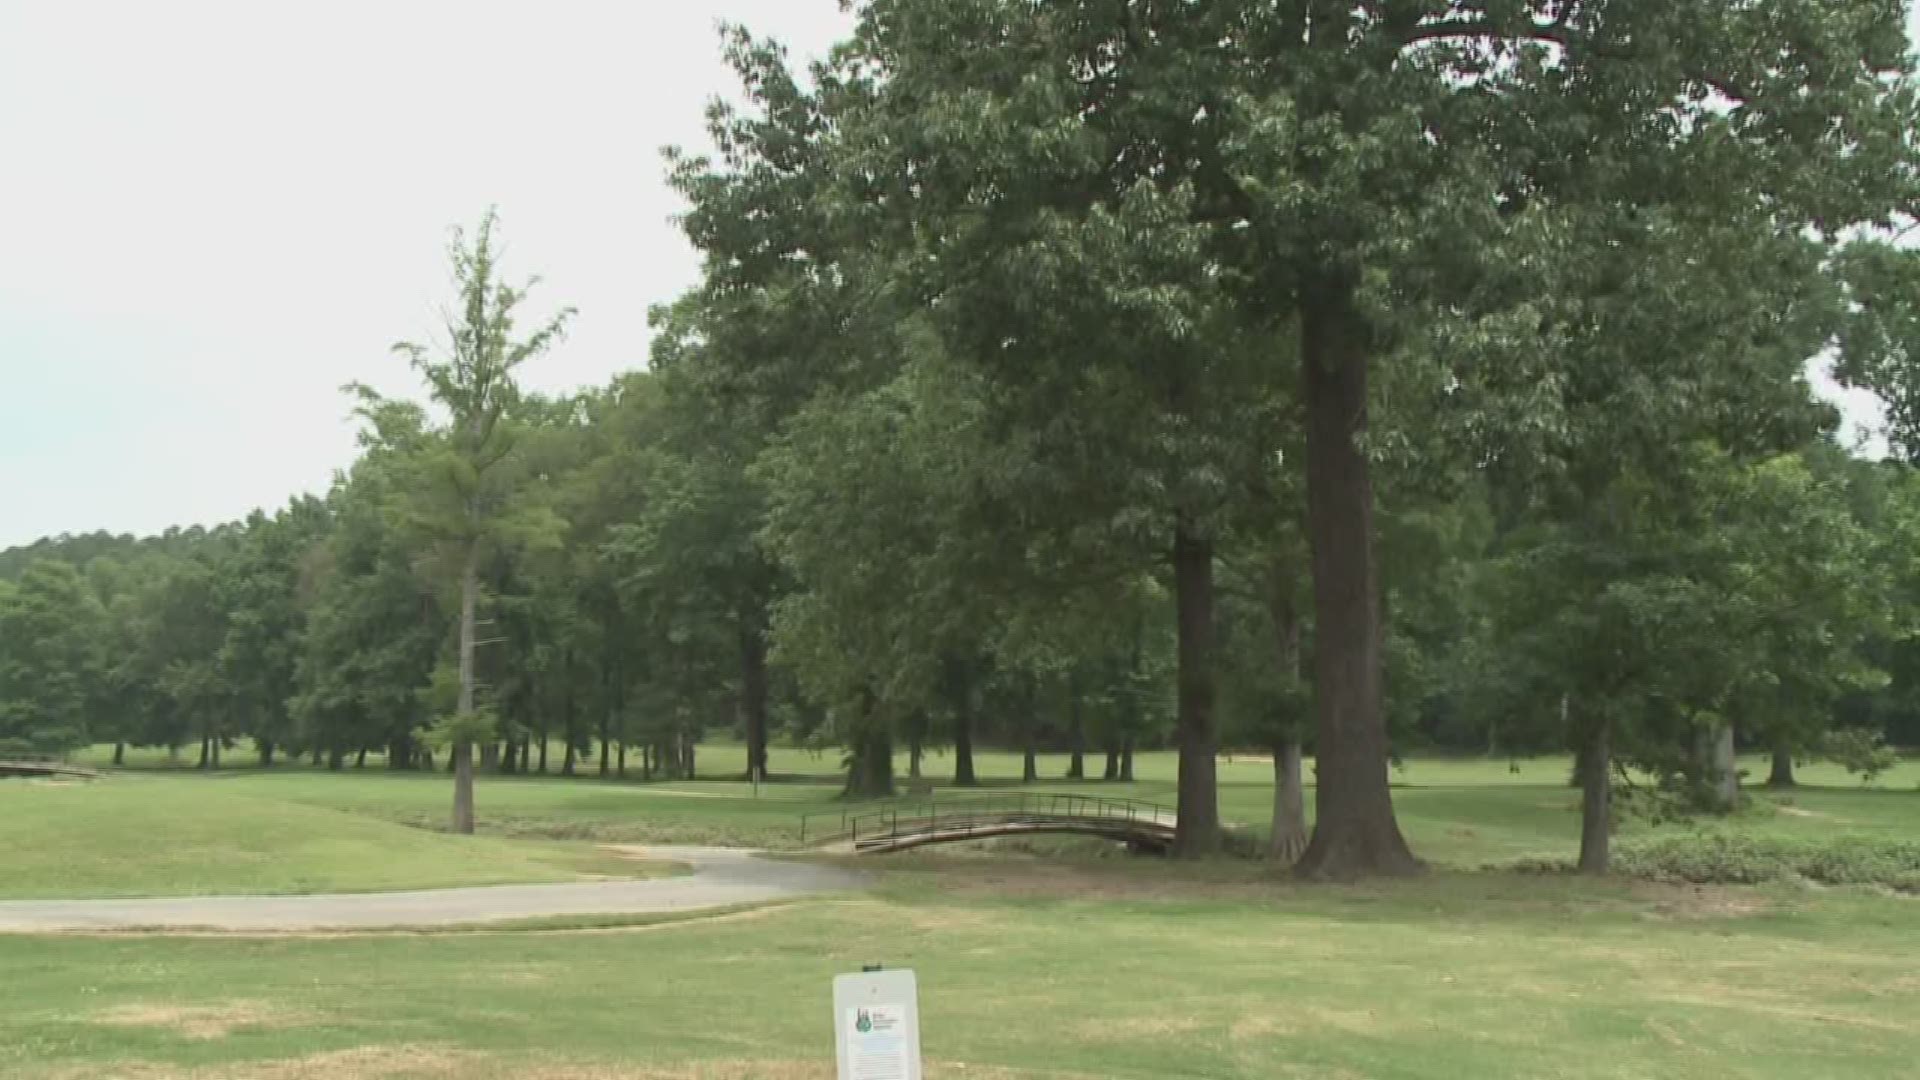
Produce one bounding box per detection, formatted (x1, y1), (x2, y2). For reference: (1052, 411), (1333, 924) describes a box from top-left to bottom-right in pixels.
(6, 1), (1920, 877)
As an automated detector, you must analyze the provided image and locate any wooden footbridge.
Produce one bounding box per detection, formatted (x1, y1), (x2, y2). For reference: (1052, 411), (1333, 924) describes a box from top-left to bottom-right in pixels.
(800, 792), (1178, 854)
(0, 759), (99, 780)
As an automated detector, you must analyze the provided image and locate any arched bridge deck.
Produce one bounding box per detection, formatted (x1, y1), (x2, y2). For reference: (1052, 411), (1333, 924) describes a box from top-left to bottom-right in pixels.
(801, 792), (1177, 854)
(0, 760), (99, 780)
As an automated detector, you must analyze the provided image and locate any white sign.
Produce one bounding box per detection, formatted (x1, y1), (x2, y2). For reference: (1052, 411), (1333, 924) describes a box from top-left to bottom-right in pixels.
(833, 969), (923, 1080)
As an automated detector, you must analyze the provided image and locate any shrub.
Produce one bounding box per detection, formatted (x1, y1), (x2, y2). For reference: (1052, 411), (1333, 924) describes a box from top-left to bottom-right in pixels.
(1611, 834), (1920, 892)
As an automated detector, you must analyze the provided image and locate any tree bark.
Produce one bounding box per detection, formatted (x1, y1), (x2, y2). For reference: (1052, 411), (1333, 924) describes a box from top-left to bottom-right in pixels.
(1578, 720), (1612, 875)
(257, 740), (275, 768)
(197, 735), (209, 769)
(909, 734), (923, 781)
(1022, 737), (1038, 783)
(740, 619), (770, 782)
(618, 741), (627, 778)
(1066, 676), (1086, 780)
(1120, 737), (1135, 782)
(952, 675), (978, 787)
(1696, 720), (1739, 810)
(1294, 280), (1420, 878)
(112, 742), (125, 767)
(501, 739), (518, 775)
(599, 722), (611, 778)
(1171, 512), (1222, 856)
(537, 726), (548, 774)
(1767, 745), (1796, 789)
(1103, 743), (1120, 781)
(450, 546), (479, 835)
(843, 702), (895, 799)
(1271, 741), (1308, 863)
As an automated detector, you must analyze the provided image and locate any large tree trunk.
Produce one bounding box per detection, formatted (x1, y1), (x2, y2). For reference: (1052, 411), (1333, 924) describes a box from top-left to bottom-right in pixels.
(1103, 743), (1119, 781)
(1696, 720), (1739, 810)
(1271, 741), (1308, 863)
(112, 742), (125, 767)
(740, 619), (770, 782)
(560, 662), (577, 777)
(1120, 737), (1135, 782)
(1066, 676), (1086, 780)
(257, 740), (275, 768)
(1022, 737), (1038, 783)
(952, 675), (978, 787)
(1294, 282), (1419, 878)
(1170, 513), (1222, 857)
(537, 725), (548, 774)
(1767, 745), (1796, 789)
(197, 735), (210, 770)
(1578, 720), (1612, 874)
(618, 741), (627, 778)
(844, 703), (895, 799)
(450, 547), (479, 835)
(909, 733), (923, 781)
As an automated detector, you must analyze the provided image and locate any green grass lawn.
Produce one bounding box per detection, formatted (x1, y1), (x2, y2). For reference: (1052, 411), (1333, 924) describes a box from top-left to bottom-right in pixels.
(1, 865), (1916, 1079)
(5, 744), (1919, 1077)
(63, 742), (1919, 866)
(0, 778), (669, 899)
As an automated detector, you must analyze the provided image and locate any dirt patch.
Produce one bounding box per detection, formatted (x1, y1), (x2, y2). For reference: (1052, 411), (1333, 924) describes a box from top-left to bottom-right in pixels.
(92, 1000), (319, 1041)
(1637, 884), (1774, 921)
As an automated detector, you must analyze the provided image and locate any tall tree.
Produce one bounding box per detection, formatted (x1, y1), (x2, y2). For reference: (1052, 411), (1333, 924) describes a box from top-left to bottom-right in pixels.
(364, 210), (573, 833)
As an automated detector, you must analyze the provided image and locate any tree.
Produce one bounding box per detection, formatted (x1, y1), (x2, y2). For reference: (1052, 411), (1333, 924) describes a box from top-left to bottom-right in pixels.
(0, 561), (101, 756)
(362, 210), (573, 833)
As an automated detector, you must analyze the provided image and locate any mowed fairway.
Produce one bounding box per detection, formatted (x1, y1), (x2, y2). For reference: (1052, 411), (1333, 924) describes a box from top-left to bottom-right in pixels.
(3, 745), (1918, 1078)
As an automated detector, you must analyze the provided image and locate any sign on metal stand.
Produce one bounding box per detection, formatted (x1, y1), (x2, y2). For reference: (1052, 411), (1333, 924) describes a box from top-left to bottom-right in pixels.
(833, 967), (923, 1080)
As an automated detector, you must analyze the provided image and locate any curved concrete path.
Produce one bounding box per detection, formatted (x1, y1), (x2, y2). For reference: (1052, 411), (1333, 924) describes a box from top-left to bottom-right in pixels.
(0, 847), (863, 933)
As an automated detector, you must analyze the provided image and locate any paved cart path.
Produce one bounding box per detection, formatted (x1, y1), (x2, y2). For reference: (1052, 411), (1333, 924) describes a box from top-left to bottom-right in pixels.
(0, 846), (862, 932)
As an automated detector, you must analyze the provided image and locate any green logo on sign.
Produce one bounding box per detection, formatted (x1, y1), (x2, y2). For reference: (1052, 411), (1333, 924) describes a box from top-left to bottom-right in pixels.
(856, 1009), (873, 1034)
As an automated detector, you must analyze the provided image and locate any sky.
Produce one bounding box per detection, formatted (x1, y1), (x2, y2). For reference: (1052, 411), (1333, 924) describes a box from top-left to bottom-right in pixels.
(0, 1), (854, 548)
(0, 4), (1909, 549)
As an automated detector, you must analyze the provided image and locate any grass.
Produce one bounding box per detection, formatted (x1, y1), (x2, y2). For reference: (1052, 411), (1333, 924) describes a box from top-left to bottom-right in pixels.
(6, 743), (1919, 1076)
(58, 741), (1920, 865)
(1, 864), (1917, 1078)
(0, 778), (673, 899)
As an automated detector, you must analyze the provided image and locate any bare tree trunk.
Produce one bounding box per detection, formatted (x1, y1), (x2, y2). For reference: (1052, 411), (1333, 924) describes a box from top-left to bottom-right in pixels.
(257, 740), (275, 768)
(1578, 721), (1612, 874)
(618, 741), (627, 778)
(952, 670), (977, 787)
(113, 742), (125, 767)
(1294, 283), (1419, 878)
(1767, 745), (1796, 788)
(537, 726), (548, 774)
(1120, 737), (1135, 782)
(451, 547), (479, 835)
(1271, 741), (1308, 863)
(843, 723), (896, 799)
(909, 734), (923, 780)
(1171, 513), (1221, 856)
(1066, 675), (1086, 780)
(1696, 720), (1739, 810)
(740, 619), (769, 782)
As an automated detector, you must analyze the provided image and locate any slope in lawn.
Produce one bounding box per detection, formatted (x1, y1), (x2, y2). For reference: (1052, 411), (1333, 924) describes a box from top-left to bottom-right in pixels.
(0, 778), (649, 899)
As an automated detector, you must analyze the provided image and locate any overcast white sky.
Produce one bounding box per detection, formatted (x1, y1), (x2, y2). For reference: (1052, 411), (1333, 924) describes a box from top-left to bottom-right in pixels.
(0, 4), (1908, 548)
(0, 1), (853, 547)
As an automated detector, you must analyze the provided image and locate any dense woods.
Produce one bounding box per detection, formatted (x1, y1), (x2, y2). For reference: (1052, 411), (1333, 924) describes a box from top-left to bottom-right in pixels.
(6, 1), (1920, 877)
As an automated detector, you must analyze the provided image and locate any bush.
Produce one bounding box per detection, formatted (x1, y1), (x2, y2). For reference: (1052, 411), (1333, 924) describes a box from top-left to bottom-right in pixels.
(1611, 834), (1920, 892)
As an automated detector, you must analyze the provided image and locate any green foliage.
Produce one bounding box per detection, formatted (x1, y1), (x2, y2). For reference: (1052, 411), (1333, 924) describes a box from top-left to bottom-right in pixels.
(1818, 728), (1902, 783)
(1605, 834), (1920, 893)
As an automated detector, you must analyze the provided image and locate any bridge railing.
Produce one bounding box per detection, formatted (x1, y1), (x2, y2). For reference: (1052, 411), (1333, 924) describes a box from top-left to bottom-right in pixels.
(799, 791), (1174, 845)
